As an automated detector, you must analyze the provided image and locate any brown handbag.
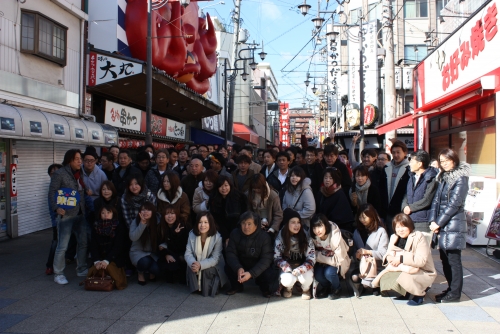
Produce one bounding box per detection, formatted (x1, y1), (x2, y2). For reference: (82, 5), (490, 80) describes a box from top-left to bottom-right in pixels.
(83, 269), (115, 292)
(359, 255), (378, 279)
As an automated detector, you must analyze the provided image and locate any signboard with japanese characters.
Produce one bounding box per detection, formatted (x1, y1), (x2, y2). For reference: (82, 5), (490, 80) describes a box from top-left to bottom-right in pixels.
(88, 52), (142, 86)
(395, 67), (402, 90)
(202, 115), (221, 134)
(166, 119), (186, 140)
(54, 188), (81, 210)
(347, 20), (380, 109)
(140, 112), (167, 136)
(279, 102), (290, 147)
(104, 101), (142, 131)
(419, 1), (499, 106)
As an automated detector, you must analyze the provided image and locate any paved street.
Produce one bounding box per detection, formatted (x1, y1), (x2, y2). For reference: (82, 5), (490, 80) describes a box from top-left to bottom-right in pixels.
(0, 229), (499, 334)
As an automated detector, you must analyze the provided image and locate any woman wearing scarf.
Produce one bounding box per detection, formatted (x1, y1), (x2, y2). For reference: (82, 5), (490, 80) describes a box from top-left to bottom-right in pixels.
(121, 175), (156, 229)
(248, 174), (283, 234)
(349, 165), (383, 217)
(88, 205), (128, 290)
(315, 168), (355, 232)
(157, 171), (191, 224)
(185, 212), (228, 297)
(192, 170), (218, 215)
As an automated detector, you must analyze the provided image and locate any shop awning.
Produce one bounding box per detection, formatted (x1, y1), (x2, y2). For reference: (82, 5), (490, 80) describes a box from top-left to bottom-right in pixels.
(233, 122), (259, 145)
(87, 49), (221, 122)
(190, 127), (225, 145)
(375, 113), (413, 135)
(0, 104), (118, 145)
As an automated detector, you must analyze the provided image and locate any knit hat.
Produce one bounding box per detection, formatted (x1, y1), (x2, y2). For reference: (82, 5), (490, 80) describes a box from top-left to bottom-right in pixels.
(209, 152), (226, 166)
(283, 208), (301, 224)
(82, 146), (98, 159)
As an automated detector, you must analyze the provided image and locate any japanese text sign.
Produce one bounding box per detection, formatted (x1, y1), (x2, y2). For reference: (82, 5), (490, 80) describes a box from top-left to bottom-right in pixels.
(166, 119), (186, 139)
(10, 164), (17, 197)
(421, 1), (499, 105)
(279, 102), (290, 147)
(141, 112), (167, 136)
(54, 188), (81, 210)
(88, 52), (142, 86)
(104, 101), (142, 131)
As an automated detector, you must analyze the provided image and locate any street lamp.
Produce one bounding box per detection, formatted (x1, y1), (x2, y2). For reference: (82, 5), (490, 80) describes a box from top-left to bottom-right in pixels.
(304, 79), (310, 87)
(180, 0), (191, 8)
(298, 0), (311, 16)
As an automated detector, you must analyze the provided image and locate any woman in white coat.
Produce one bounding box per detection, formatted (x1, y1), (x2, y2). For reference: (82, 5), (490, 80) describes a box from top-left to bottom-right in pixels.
(185, 212), (228, 297)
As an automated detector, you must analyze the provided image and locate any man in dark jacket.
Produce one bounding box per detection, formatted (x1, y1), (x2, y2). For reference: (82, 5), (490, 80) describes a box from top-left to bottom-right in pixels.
(100, 152), (115, 180)
(225, 212), (279, 297)
(112, 149), (142, 197)
(267, 152), (291, 201)
(402, 150), (438, 232)
(321, 145), (352, 197)
(181, 158), (205, 204)
(379, 140), (410, 234)
(260, 149), (277, 180)
(301, 146), (324, 195)
(48, 149), (88, 285)
(231, 154), (255, 195)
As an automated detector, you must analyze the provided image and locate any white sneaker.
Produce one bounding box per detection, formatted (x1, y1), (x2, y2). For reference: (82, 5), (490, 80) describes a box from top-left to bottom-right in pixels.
(76, 269), (88, 277)
(54, 275), (68, 285)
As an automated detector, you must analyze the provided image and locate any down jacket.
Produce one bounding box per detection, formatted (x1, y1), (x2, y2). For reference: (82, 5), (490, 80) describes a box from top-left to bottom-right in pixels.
(428, 162), (470, 250)
(281, 178), (316, 227)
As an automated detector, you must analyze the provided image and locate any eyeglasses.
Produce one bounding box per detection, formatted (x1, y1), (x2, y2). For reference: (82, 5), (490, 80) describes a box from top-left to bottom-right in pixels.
(84, 159), (96, 163)
(439, 159), (451, 164)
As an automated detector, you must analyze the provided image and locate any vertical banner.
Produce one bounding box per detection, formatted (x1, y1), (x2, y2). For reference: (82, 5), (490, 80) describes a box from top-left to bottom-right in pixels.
(279, 103), (290, 147)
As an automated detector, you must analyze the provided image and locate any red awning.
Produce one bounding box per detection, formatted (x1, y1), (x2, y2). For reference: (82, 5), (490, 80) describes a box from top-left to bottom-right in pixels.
(233, 122), (259, 145)
(375, 113), (413, 135)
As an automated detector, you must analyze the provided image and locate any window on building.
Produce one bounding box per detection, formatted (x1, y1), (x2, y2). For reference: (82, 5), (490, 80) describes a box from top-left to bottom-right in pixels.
(368, 3), (381, 21)
(404, 45), (427, 62)
(350, 9), (360, 24)
(21, 10), (67, 66)
(404, 0), (428, 18)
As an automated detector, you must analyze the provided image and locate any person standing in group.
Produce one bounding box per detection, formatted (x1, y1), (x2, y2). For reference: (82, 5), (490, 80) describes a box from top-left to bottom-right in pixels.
(238, 146), (262, 174)
(208, 152), (231, 177)
(198, 145), (211, 171)
(260, 149), (278, 180)
(401, 150), (438, 232)
(300, 147), (324, 195)
(247, 174), (283, 234)
(109, 145), (120, 169)
(208, 176), (248, 243)
(379, 140), (410, 234)
(225, 211), (279, 298)
(157, 171), (191, 224)
(349, 165), (383, 217)
(145, 149), (171, 195)
(310, 214), (351, 300)
(81, 146), (108, 202)
(168, 148), (179, 170)
(267, 152), (291, 201)
(181, 158), (205, 205)
(315, 168), (354, 232)
(274, 209), (316, 300)
(281, 166), (316, 229)
(135, 151), (152, 178)
(429, 148), (470, 303)
(45, 163), (63, 275)
(257, 149), (265, 165)
(48, 149), (88, 285)
(231, 154), (255, 196)
(320, 145), (352, 197)
(192, 170), (218, 215)
(93, 181), (121, 224)
(217, 146), (237, 174)
(348, 134), (378, 170)
(185, 212), (228, 297)
(286, 147), (298, 168)
(100, 152), (116, 181)
(112, 149), (142, 197)
(173, 148), (189, 177)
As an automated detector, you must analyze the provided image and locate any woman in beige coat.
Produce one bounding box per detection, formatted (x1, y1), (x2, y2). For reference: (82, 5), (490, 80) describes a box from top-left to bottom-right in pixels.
(372, 213), (436, 306)
(247, 174), (283, 234)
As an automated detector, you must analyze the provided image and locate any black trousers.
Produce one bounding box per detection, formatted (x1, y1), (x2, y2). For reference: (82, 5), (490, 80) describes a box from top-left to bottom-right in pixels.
(225, 264), (279, 293)
(439, 249), (463, 297)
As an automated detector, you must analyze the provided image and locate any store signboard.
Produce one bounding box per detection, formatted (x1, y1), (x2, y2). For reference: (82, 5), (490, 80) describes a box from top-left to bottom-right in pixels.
(202, 115), (221, 134)
(88, 52), (142, 86)
(140, 112), (167, 136)
(279, 102), (290, 147)
(10, 164), (17, 197)
(417, 1), (499, 107)
(348, 20), (380, 109)
(104, 101), (142, 131)
(166, 119), (186, 139)
(395, 66), (402, 90)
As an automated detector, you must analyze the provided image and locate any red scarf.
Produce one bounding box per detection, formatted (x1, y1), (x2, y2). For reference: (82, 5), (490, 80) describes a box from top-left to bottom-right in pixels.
(73, 169), (86, 190)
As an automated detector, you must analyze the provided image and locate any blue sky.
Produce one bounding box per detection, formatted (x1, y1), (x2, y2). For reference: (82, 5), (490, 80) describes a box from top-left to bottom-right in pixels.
(203, 0), (339, 109)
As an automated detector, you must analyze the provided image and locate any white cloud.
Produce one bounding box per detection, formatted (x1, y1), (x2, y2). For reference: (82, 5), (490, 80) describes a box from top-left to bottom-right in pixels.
(261, 1), (282, 20)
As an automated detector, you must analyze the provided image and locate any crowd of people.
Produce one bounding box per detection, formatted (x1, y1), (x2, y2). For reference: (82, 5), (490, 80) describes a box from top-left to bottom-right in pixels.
(45, 136), (470, 305)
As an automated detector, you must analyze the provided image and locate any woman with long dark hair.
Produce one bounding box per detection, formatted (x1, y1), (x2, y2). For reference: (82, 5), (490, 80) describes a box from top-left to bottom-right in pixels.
(192, 170), (218, 215)
(208, 175), (248, 242)
(157, 171), (190, 224)
(93, 181), (121, 223)
(281, 166), (316, 228)
(350, 204), (389, 296)
(429, 148), (470, 303)
(315, 168), (355, 232)
(248, 174), (283, 234)
(274, 208), (316, 300)
(185, 212), (228, 297)
(157, 204), (189, 283)
(121, 175), (156, 229)
(349, 165), (383, 216)
(129, 202), (164, 285)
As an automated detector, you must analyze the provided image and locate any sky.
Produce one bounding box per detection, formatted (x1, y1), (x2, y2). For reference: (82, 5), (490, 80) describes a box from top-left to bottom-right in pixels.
(202, 0), (340, 109)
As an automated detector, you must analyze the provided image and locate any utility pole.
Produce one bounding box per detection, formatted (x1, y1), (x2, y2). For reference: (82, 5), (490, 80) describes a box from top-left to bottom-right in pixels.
(226, 0), (242, 145)
(358, 9), (365, 156)
(382, 0), (397, 146)
(145, 0), (152, 145)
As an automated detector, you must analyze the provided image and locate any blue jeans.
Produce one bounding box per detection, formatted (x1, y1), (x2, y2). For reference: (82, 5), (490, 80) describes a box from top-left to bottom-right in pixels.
(53, 215), (88, 275)
(136, 256), (162, 276)
(314, 264), (340, 291)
